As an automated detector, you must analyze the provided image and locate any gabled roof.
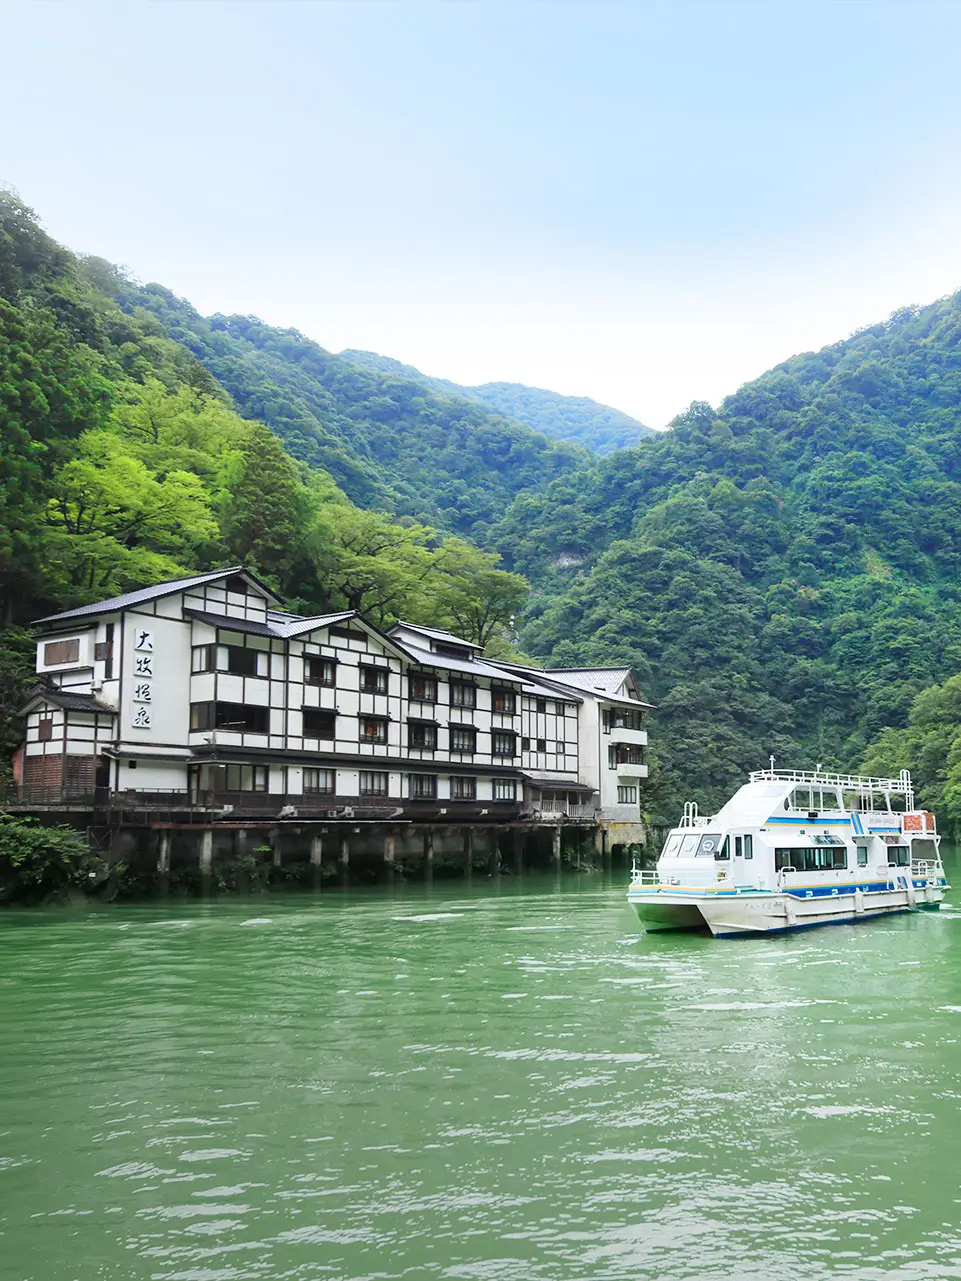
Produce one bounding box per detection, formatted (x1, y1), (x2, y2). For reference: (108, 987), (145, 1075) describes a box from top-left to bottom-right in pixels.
(400, 640), (522, 683)
(266, 609), (356, 639)
(390, 621), (482, 652)
(33, 567), (284, 626)
(543, 667), (636, 696)
(491, 661), (654, 710)
(20, 686), (116, 715)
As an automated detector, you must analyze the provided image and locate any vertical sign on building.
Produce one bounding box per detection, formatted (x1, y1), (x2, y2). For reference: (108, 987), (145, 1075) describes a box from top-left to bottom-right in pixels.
(132, 628), (154, 730)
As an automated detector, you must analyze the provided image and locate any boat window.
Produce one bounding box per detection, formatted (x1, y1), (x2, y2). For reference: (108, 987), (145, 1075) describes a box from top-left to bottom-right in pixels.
(912, 838), (937, 860)
(679, 833), (700, 857)
(734, 836), (742, 858)
(776, 847), (847, 872)
(743, 835), (753, 860)
(716, 837), (730, 861)
(857, 846), (868, 867)
(696, 833), (722, 858)
(661, 833), (682, 859)
(887, 845), (910, 867)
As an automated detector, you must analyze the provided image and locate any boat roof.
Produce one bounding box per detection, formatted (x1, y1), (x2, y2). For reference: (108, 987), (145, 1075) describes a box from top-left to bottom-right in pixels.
(709, 769), (915, 828)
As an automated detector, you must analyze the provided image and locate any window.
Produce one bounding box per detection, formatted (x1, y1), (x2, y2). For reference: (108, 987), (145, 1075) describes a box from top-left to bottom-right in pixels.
(521, 736), (531, 751)
(775, 847), (847, 872)
(536, 698), (546, 714)
(491, 688), (516, 714)
(558, 742), (570, 756)
(857, 846), (868, 867)
(536, 738), (547, 752)
(436, 641), (472, 659)
(717, 837), (730, 860)
(360, 770), (389, 796)
(360, 665), (388, 694)
(38, 711), (54, 742)
(303, 708), (336, 740)
(734, 835), (742, 857)
(450, 725), (476, 753)
(305, 656), (335, 686)
(451, 682), (476, 708)
(360, 716), (388, 744)
(744, 834), (753, 860)
(225, 645), (267, 677)
(452, 776), (477, 801)
(409, 673), (437, 702)
(44, 638), (80, 666)
(410, 774), (438, 800)
(190, 702), (269, 733)
(192, 645), (214, 673)
(617, 785), (637, 804)
(609, 744), (644, 767)
(887, 844), (910, 867)
(194, 763), (268, 793)
(696, 833), (722, 858)
(493, 778), (517, 802)
(492, 731), (516, 758)
(408, 721), (437, 750)
(94, 640), (113, 663)
(610, 708), (645, 730)
(191, 645), (267, 677)
(304, 768), (335, 795)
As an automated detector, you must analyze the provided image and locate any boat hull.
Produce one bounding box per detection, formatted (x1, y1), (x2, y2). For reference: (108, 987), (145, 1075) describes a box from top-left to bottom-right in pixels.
(628, 880), (947, 938)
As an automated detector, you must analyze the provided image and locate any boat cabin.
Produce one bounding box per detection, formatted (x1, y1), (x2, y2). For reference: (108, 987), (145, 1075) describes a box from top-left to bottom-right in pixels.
(656, 769), (941, 893)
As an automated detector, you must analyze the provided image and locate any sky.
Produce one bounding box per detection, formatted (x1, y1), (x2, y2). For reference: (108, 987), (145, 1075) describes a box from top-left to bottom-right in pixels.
(5, 0), (961, 427)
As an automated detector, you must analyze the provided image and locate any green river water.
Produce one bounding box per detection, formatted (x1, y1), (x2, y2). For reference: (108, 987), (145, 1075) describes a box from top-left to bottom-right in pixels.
(3, 855), (961, 1280)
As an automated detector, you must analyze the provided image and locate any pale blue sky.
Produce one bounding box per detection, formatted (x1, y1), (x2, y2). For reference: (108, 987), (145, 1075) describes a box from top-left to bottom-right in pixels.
(5, 0), (961, 425)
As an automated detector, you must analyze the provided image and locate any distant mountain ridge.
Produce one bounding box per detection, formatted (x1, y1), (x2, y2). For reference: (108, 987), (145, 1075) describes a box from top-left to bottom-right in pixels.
(340, 349), (653, 454)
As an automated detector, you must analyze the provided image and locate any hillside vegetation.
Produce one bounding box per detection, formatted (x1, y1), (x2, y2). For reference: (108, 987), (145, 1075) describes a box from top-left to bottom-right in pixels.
(5, 185), (961, 835)
(0, 191), (527, 758)
(113, 289), (585, 537)
(492, 300), (961, 829)
(342, 349), (652, 454)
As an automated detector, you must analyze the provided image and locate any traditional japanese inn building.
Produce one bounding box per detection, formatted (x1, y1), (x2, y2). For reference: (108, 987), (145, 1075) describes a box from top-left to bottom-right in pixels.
(15, 568), (651, 876)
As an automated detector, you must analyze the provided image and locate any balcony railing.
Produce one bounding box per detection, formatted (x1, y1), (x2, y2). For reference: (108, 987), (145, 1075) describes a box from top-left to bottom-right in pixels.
(534, 798), (596, 820)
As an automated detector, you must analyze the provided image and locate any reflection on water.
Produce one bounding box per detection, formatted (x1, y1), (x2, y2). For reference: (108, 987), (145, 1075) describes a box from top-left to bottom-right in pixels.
(2, 852), (961, 1279)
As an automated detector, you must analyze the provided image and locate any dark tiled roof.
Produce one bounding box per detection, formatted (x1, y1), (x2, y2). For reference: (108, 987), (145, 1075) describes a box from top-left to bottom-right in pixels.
(33, 568), (285, 625)
(22, 686), (116, 715)
(183, 609), (278, 637)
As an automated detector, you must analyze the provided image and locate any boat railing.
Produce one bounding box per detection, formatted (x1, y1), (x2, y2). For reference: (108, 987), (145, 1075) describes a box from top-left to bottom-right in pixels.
(630, 863), (659, 887)
(911, 859), (941, 880)
(749, 768), (914, 794)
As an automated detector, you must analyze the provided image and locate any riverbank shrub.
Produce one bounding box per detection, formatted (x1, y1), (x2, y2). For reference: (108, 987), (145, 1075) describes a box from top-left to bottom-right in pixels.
(0, 813), (103, 905)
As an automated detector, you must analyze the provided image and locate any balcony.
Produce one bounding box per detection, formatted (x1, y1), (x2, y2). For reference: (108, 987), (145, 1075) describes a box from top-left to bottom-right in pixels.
(533, 797), (596, 821)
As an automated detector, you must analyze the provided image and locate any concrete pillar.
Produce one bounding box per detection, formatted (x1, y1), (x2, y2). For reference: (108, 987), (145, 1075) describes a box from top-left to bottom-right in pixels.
(236, 828), (249, 857)
(423, 828), (434, 868)
(463, 827), (474, 879)
(310, 833), (324, 867)
(339, 832), (350, 883)
(199, 828), (213, 874)
(270, 827), (282, 869)
(552, 825), (562, 867)
(512, 828), (524, 876)
(384, 832), (396, 874)
(157, 829), (171, 874)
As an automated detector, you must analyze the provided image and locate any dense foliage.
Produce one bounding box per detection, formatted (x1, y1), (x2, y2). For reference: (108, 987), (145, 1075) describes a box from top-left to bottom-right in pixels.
(342, 348), (652, 454)
(0, 191), (529, 753)
(492, 302), (961, 827)
(113, 290), (585, 536)
(6, 185), (961, 838)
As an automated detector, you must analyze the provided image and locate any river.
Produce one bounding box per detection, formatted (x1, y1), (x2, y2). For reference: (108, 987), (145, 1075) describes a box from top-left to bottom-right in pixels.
(2, 855), (961, 1280)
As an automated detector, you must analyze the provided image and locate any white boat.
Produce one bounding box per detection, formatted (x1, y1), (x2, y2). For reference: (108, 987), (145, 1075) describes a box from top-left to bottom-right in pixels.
(628, 768), (949, 937)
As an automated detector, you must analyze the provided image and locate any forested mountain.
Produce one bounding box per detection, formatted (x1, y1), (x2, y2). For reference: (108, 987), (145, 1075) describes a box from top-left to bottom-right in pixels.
(112, 288), (584, 536)
(6, 184), (961, 837)
(342, 349), (652, 454)
(492, 299), (961, 830)
(0, 191), (527, 759)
